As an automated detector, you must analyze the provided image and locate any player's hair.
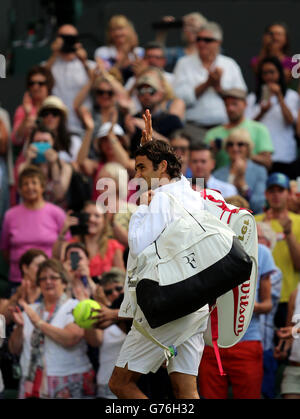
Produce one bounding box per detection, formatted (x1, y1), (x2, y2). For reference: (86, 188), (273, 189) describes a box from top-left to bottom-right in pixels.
(135, 140), (182, 179)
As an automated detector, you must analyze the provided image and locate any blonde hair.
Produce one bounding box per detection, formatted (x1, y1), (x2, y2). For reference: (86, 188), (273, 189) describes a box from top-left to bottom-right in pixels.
(224, 128), (254, 157)
(226, 195), (250, 209)
(183, 12), (207, 29)
(102, 162), (129, 200)
(138, 66), (176, 100)
(256, 221), (277, 251)
(106, 15), (138, 48)
(82, 201), (109, 258)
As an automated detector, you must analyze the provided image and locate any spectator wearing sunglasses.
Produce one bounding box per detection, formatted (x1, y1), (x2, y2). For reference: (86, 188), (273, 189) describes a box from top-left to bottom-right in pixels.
(213, 128), (267, 214)
(125, 69), (183, 154)
(124, 42), (177, 113)
(74, 68), (132, 145)
(8, 259), (96, 399)
(37, 96), (82, 163)
(12, 66), (54, 148)
(173, 21), (247, 144)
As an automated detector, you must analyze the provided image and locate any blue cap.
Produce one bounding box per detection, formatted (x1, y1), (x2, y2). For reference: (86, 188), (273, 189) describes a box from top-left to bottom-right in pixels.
(266, 172), (290, 190)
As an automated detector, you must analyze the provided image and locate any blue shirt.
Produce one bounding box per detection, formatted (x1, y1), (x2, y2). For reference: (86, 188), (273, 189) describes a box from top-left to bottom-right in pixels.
(241, 243), (276, 341)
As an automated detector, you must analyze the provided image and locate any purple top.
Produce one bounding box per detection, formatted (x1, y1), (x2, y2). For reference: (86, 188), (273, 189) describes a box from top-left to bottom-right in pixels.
(250, 55), (294, 70)
(1, 202), (68, 283)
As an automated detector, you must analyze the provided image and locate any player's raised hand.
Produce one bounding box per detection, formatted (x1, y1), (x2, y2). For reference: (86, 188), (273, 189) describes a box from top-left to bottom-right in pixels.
(140, 109), (153, 146)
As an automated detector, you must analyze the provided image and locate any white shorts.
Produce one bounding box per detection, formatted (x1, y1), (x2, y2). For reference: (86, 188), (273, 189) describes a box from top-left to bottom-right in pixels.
(115, 322), (206, 376)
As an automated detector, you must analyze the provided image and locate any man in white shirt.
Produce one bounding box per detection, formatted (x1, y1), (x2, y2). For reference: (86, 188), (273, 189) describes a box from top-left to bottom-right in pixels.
(189, 144), (238, 198)
(173, 21), (247, 143)
(109, 137), (208, 399)
(44, 24), (96, 135)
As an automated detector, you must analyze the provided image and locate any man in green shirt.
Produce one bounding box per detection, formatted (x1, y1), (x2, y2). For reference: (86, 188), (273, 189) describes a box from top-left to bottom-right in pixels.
(204, 88), (274, 170)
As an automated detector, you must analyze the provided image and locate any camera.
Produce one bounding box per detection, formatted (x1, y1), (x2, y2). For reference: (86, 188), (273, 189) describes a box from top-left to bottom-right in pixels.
(59, 34), (79, 53)
(151, 19), (183, 30)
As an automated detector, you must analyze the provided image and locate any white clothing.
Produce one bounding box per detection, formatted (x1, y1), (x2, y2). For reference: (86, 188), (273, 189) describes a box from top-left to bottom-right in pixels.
(289, 284), (300, 363)
(246, 90), (300, 163)
(207, 175), (238, 198)
(0, 338), (4, 393)
(117, 176), (209, 374)
(51, 57), (96, 135)
(58, 134), (82, 163)
(116, 322), (207, 375)
(94, 46), (144, 68)
(97, 324), (126, 399)
(128, 175), (204, 258)
(173, 53), (247, 126)
(20, 299), (92, 378)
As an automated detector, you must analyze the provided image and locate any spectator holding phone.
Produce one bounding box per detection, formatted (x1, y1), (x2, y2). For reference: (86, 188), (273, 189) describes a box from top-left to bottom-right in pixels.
(54, 201), (125, 277)
(12, 66), (54, 147)
(8, 259), (96, 399)
(38, 96), (81, 163)
(44, 24), (96, 135)
(16, 125), (72, 209)
(0, 166), (69, 287)
(63, 242), (97, 299)
(246, 57), (300, 179)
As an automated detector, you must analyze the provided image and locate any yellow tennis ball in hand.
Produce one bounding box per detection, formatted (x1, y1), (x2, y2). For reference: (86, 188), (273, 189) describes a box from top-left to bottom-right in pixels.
(73, 299), (101, 329)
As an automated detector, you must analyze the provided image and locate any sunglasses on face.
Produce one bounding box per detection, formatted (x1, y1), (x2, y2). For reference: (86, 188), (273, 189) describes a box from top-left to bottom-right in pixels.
(95, 89), (114, 97)
(40, 108), (61, 118)
(137, 86), (157, 96)
(104, 285), (123, 296)
(28, 80), (47, 87)
(227, 141), (247, 148)
(196, 36), (218, 43)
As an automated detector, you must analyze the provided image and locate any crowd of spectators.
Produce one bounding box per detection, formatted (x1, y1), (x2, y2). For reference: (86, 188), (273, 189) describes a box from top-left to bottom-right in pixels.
(0, 11), (300, 399)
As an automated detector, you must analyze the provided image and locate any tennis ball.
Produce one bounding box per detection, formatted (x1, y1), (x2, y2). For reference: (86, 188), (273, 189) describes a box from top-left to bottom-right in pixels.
(73, 299), (101, 329)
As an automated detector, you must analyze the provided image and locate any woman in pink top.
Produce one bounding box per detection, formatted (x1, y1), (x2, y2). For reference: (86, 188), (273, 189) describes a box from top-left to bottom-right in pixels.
(12, 66), (54, 147)
(1, 166), (68, 285)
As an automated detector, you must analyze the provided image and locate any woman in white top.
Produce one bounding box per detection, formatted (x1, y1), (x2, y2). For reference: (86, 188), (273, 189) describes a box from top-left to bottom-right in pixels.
(8, 259), (97, 399)
(275, 283), (300, 399)
(94, 15), (144, 84)
(246, 56), (300, 179)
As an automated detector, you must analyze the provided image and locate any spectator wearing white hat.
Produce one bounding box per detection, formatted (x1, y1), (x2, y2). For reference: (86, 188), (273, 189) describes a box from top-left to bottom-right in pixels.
(76, 108), (135, 201)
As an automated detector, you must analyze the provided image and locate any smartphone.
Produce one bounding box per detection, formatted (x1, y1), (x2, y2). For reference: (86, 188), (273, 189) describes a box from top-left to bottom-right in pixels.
(261, 84), (271, 102)
(70, 212), (90, 236)
(70, 251), (80, 271)
(32, 142), (51, 164)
